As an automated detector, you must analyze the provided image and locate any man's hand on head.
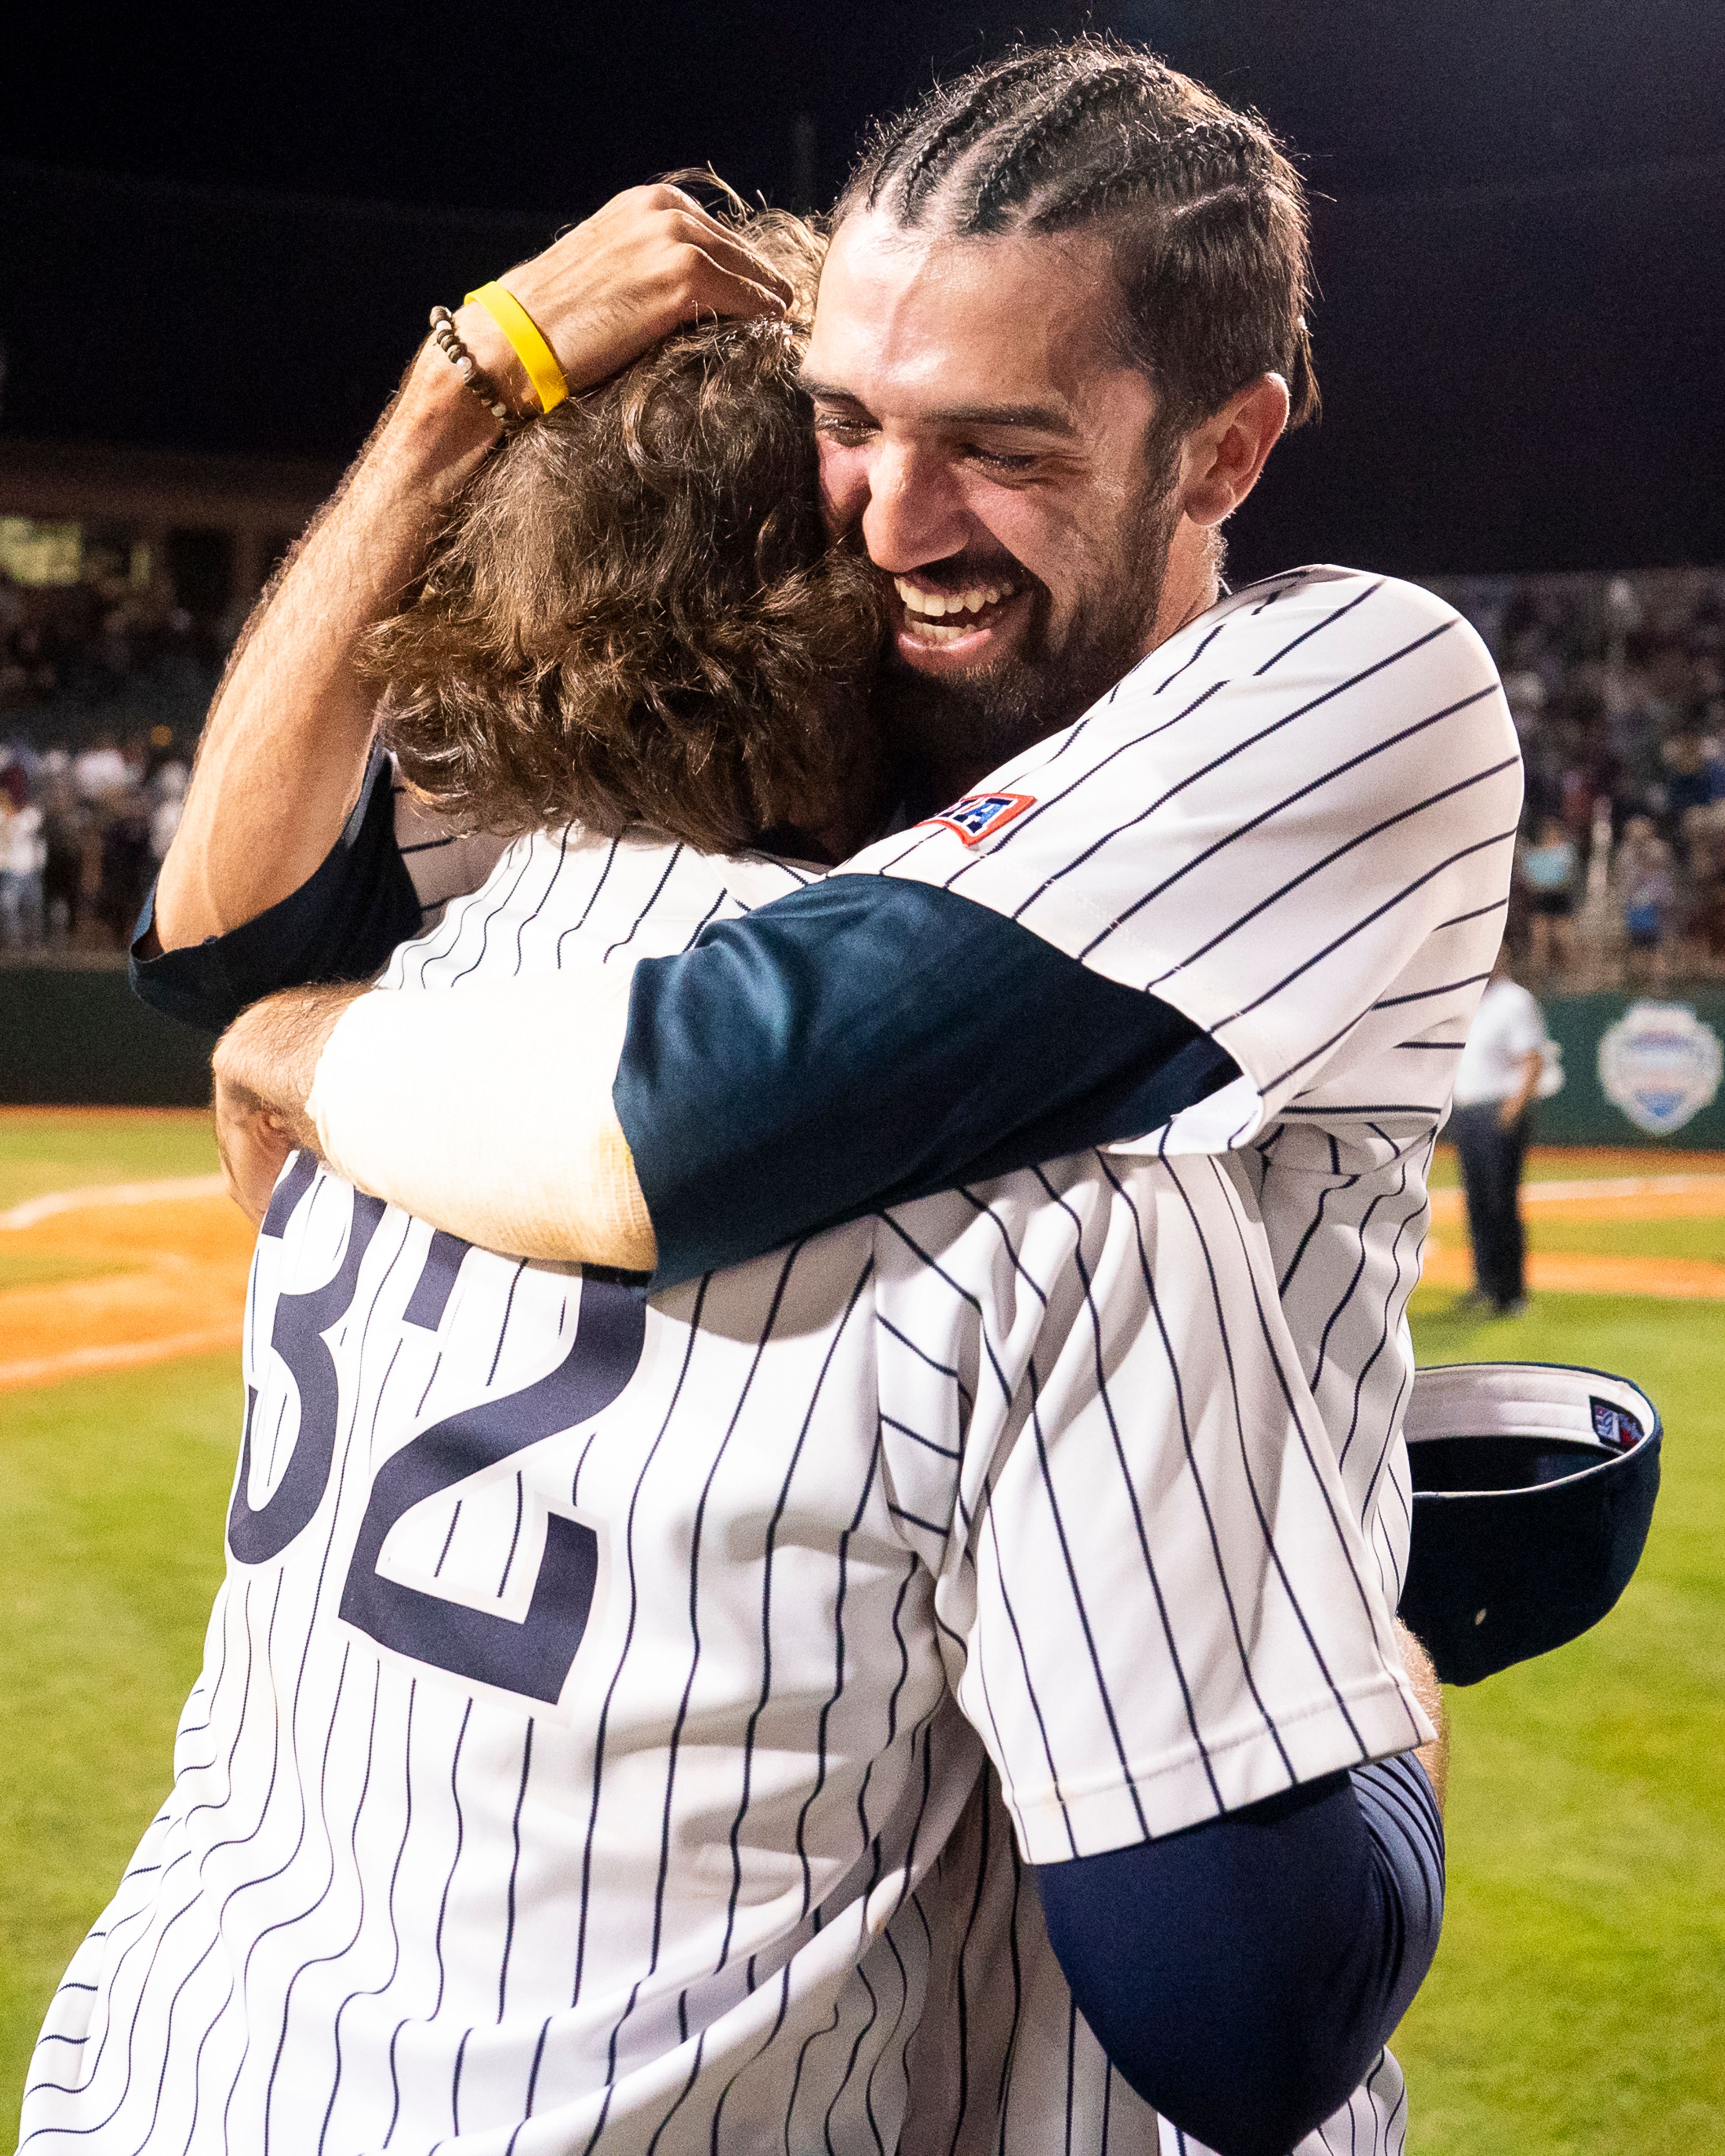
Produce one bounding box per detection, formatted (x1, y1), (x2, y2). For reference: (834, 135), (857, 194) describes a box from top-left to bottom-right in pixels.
(467, 183), (794, 415)
(153, 182), (793, 960)
(212, 984), (368, 1223)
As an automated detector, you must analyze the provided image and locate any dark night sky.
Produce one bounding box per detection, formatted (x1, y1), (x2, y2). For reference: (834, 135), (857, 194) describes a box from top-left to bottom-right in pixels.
(3, 0), (1722, 575)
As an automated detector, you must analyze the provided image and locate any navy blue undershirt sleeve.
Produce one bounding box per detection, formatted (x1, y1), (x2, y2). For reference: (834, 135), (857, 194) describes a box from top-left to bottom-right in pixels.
(1034, 1753), (1445, 2156)
(129, 751), (420, 1036)
(615, 876), (1239, 1290)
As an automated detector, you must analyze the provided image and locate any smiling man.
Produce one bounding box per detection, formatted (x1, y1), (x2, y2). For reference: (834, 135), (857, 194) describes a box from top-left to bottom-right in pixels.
(805, 219), (1208, 808)
(126, 39), (1516, 2156)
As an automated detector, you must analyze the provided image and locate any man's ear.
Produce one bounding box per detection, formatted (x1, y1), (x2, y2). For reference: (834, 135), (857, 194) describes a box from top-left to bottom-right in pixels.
(1177, 373), (1291, 528)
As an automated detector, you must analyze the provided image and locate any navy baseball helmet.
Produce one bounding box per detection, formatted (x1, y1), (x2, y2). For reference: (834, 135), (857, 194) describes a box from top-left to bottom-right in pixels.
(1398, 1362), (1660, 1687)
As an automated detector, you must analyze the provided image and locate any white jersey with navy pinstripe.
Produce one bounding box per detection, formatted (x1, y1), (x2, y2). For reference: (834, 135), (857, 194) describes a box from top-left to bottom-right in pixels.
(856, 561), (1514, 2156)
(24, 820), (1426, 2156)
(846, 564), (1521, 1623)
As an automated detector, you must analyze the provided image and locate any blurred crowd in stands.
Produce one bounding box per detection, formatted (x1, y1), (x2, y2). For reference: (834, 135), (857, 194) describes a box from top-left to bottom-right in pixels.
(1, 539), (230, 742)
(0, 529), (221, 956)
(0, 728), (188, 955)
(1437, 567), (1725, 989)
(4, 550), (1725, 990)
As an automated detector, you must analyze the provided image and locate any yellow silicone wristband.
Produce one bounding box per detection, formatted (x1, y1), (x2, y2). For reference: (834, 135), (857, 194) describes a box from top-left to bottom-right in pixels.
(464, 282), (568, 415)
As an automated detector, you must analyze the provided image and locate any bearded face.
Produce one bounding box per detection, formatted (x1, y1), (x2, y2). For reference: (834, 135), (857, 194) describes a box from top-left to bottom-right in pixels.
(865, 440), (1184, 801)
(804, 213), (1197, 807)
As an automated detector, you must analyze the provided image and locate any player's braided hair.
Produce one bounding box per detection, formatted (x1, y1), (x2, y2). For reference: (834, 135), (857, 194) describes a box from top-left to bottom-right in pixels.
(838, 36), (1318, 435)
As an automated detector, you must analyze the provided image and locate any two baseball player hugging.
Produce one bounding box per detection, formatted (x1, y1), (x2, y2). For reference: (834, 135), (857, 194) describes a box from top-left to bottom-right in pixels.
(28, 40), (1532, 2156)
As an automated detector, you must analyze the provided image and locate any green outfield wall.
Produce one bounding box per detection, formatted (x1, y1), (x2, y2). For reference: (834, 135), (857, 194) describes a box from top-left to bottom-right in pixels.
(1533, 989), (1725, 1149)
(2, 966), (1723, 1144)
(0, 964), (213, 1107)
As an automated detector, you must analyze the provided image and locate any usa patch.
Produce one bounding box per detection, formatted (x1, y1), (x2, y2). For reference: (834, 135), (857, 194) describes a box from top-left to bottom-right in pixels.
(928, 791), (1035, 846)
(1591, 1396), (1645, 1451)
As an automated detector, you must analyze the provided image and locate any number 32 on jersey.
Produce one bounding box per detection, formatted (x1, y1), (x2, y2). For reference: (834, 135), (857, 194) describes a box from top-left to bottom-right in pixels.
(227, 1157), (644, 1706)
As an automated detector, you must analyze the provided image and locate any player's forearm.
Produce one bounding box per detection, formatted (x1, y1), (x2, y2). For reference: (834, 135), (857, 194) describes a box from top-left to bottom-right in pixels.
(153, 339), (501, 951)
(155, 190), (794, 957)
(234, 879), (1234, 1280)
(216, 972), (657, 1267)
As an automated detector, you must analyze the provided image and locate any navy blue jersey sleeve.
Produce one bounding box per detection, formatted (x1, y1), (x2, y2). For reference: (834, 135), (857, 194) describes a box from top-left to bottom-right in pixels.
(615, 876), (1238, 1289)
(1035, 1753), (1444, 2156)
(130, 751), (420, 1036)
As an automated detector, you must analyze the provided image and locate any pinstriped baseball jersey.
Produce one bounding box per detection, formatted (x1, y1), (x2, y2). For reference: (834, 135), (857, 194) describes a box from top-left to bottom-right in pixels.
(397, 563), (1500, 2156)
(845, 565), (1521, 1617)
(25, 819), (1425, 2156)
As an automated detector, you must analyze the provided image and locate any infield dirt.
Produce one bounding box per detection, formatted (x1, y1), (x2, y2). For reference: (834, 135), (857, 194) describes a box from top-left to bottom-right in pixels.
(4, 1118), (1725, 1391)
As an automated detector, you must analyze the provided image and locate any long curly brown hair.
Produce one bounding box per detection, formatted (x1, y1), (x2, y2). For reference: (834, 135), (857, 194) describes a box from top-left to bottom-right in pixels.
(364, 203), (884, 855)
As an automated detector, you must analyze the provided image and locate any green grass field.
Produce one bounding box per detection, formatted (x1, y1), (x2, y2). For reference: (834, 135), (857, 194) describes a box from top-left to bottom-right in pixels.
(0, 1108), (219, 1212)
(1, 1357), (239, 2136)
(2, 1113), (1723, 2149)
(1396, 1287), (1725, 2153)
(1520, 1213), (1725, 1262)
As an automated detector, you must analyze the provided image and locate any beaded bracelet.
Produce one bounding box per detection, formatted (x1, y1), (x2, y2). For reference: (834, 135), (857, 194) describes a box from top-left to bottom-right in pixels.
(428, 305), (518, 430)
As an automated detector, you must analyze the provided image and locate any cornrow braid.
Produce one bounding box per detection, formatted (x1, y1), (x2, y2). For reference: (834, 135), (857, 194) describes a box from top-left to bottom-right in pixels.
(1168, 116), (1262, 198)
(835, 33), (1319, 434)
(966, 62), (1161, 231)
(861, 47), (1058, 220)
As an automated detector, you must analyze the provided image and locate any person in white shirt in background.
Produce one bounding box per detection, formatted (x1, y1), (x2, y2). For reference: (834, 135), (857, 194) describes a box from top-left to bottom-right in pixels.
(71, 737), (130, 804)
(0, 786), (48, 950)
(1450, 946), (1547, 1315)
(149, 759), (189, 864)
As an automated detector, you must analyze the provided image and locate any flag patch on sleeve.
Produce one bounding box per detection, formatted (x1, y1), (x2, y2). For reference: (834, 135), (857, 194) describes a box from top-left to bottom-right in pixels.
(927, 792), (1035, 845)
